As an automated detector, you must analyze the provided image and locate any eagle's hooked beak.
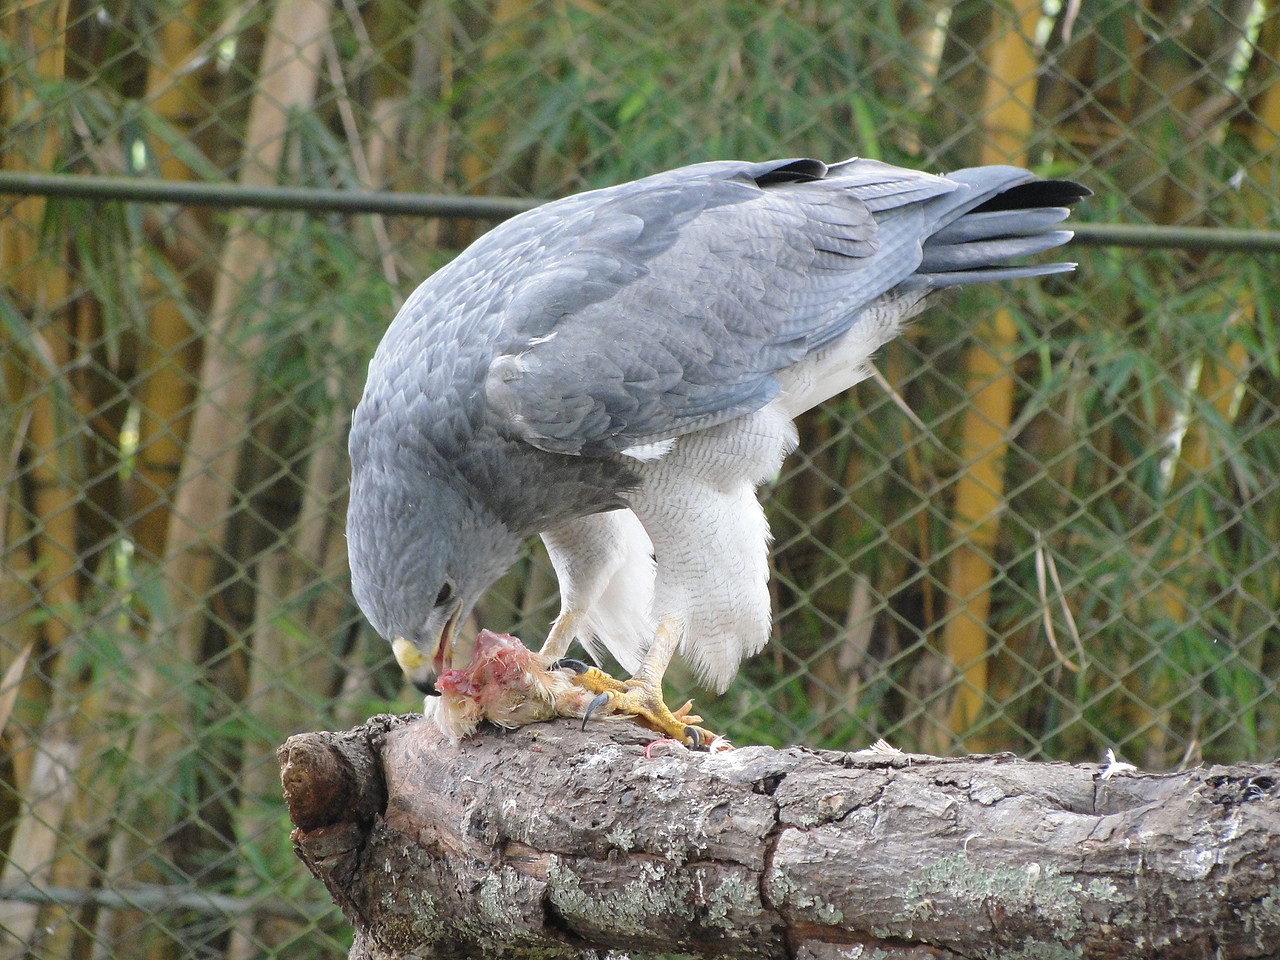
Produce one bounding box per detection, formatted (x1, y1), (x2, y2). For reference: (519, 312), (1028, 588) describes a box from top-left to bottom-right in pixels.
(392, 607), (460, 697)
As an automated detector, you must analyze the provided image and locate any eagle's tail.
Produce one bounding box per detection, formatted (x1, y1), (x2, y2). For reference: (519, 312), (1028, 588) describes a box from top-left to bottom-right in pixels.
(918, 169), (1092, 289)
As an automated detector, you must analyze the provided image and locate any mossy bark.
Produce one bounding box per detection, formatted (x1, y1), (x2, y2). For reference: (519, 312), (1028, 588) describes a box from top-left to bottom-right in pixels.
(281, 716), (1280, 960)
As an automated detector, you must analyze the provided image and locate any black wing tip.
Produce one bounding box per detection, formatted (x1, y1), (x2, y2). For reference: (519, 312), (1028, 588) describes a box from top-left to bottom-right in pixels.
(753, 158), (828, 187)
(974, 179), (1093, 214)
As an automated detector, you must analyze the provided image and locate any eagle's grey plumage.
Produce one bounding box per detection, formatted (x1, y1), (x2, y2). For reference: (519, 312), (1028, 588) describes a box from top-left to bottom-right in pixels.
(347, 156), (1088, 711)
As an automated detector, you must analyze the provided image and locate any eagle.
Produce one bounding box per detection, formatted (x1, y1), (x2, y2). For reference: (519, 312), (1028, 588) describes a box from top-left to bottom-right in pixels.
(346, 155), (1088, 747)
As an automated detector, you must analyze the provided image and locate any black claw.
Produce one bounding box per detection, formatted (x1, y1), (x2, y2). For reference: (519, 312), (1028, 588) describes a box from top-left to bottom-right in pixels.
(685, 726), (702, 750)
(582, 691), (611, 729)
(551, 658), (592, 675)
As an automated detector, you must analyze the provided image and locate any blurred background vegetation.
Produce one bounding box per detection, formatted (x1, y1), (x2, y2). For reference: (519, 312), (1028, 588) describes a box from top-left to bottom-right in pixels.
(2, 0), (1278, 957)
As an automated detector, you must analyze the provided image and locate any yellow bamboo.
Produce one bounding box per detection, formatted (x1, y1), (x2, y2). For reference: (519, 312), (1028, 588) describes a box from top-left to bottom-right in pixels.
(0, 741), (79, 953)
(0, 630), (34, 861)
(0, 2), (85, 952)
(0, 644), (32, 737)
(58, 14), (220, 957)
(129, 5), (210, 562)
(1127, 4), (1267, 766)
(94, 4), (336, 957)
(1150, 0), (1278, 725)
(154, 0), (334, 677)
(937, 0), (1041, 749)
(1035, 2), (1266, 765)
(1164, 0), (1280, 565)
(1, 0), (75, 654)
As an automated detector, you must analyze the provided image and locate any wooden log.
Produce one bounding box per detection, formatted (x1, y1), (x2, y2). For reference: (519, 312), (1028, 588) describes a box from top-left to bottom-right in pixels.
(279, 715), (1280, 959)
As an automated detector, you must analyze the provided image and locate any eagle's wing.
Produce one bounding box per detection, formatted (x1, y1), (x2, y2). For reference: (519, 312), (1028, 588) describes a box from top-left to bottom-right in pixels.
(482, 157), (1080, 457)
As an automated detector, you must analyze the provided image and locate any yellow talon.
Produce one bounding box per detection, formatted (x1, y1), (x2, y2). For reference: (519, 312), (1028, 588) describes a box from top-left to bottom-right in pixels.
(570, 666), (722, 749)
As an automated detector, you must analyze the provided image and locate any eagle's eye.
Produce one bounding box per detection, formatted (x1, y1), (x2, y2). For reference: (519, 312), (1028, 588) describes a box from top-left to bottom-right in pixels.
(434, 582), (454, 607)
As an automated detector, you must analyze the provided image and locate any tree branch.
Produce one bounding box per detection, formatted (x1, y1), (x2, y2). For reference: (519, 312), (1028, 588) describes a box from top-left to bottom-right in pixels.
(279, 716), (1280, 959)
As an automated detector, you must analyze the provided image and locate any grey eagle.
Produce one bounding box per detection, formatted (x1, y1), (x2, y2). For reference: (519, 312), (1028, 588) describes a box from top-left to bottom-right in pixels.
(346, 155), (1088, 745)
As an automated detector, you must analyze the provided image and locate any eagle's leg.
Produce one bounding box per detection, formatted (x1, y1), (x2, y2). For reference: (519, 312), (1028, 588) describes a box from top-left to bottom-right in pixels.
(538, 608), (580, 662)
(540, 609), (604, 677)
(566, 618), (723, 749)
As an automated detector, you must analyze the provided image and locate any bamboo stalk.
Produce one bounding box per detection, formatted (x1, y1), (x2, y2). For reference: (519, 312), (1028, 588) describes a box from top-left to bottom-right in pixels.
(1229, 0), (1280, 748)
(69, 15), (220, 958)
(0, 644), (32, 738)
(1146, 0), (1277, 761)
(129, 5), (211, 563)
(150, 0), (334, 697)
(935, 0), (1042, 751)
(1130, 2), (1260, 767)
(95, 4), (336, 957)
(1, 0), (75, 654)
(0, 739), (78, 954)
(0, 4), (88, 954)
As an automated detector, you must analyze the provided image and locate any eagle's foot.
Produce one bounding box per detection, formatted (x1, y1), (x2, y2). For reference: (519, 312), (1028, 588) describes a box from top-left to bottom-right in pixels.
(565, 664), (725, 750)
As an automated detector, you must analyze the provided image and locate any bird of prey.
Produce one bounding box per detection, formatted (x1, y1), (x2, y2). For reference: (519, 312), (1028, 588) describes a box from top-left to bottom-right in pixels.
(347, 155), (1088, 746)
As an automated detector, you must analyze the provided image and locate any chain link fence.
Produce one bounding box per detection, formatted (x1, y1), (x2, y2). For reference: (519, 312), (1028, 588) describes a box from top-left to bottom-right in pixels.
(2, 0), (1278, 957)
